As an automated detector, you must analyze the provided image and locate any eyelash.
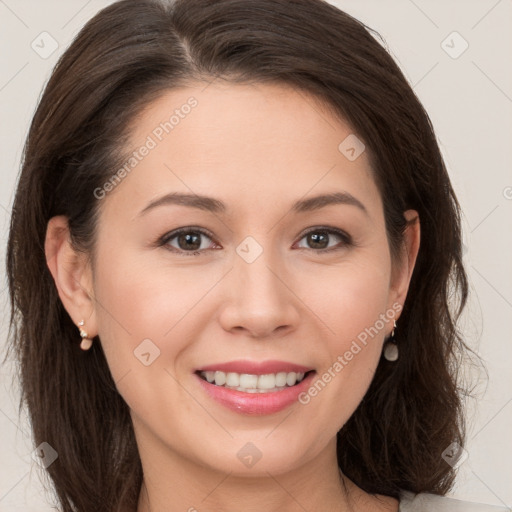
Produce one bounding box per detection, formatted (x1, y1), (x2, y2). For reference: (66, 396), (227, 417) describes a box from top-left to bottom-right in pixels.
(157, 226), (353, 257)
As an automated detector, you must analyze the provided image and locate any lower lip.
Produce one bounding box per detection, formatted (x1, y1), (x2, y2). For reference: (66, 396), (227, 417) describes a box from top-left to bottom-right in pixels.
(194, 371), (316, 415)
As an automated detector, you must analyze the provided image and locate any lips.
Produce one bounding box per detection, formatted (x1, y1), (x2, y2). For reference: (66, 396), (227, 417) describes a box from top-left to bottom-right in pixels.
(193, 359), (317, 415)
(195, 359), (314, 375)
(194, 369), (317, 415)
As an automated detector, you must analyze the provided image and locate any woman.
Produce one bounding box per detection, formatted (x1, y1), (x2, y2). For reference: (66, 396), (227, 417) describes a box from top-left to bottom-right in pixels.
(4, 0), (501, 511)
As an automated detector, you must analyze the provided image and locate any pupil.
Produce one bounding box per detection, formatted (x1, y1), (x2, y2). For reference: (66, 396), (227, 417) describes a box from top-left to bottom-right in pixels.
(179, 233), (200, 250)
(309, 232), (328, 249)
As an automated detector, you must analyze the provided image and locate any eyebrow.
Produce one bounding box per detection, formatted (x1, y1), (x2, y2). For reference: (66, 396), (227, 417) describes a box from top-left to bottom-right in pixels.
(137, 191), (368, 217)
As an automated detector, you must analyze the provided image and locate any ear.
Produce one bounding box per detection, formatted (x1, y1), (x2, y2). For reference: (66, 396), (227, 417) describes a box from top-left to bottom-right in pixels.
(44, 215), (98, 338)
(387, 209), (420, 326)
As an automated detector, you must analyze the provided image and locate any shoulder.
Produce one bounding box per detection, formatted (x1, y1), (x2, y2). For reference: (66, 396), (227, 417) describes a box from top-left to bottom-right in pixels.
(399, 490), (511, 512)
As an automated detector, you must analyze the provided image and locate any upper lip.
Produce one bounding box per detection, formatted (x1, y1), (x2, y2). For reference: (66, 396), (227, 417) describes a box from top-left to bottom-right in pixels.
(195, 359), (314, 375)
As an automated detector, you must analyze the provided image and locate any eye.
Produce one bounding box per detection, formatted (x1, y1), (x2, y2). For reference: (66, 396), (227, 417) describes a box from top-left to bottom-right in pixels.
(294, 227), (352, 252)
(157, 226), (352, 256)
(159, 227), (218, 256)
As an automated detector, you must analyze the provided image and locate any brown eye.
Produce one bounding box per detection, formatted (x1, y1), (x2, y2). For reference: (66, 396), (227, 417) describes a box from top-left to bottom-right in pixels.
(295, 228), (352, 252)
(160, 228), (216, 255)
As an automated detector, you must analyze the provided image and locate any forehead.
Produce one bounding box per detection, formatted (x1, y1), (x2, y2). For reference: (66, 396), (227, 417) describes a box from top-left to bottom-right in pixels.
(104, 81), (382, 222)
(130, 81), (355, 161)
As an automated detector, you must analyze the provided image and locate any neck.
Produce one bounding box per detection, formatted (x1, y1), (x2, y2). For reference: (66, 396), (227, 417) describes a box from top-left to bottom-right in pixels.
(135, 432), (398, 512)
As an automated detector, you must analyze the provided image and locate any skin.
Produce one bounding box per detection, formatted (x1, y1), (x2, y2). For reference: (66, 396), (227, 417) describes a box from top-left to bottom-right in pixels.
(45, 81), (420, 512)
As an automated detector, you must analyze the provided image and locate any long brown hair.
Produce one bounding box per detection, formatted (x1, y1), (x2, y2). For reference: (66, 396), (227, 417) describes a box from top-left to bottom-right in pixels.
(4, 0), (481, 510)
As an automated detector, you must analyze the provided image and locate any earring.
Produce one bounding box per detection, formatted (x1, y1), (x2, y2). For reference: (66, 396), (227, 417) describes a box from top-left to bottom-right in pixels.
(78, 320), (93, 351)
(383, 320), (398, 361)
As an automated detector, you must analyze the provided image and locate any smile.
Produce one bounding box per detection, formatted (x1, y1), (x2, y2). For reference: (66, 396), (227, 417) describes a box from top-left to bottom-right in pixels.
(194, 369), (317, 415)
(197, 370), (311, 393)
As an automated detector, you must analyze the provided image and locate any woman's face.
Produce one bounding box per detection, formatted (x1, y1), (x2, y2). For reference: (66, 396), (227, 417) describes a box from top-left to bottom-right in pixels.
(55, 82), (419, 476)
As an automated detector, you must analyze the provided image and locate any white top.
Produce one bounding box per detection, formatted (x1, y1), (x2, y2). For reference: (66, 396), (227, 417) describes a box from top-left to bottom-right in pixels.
(399, 490), (511, 511)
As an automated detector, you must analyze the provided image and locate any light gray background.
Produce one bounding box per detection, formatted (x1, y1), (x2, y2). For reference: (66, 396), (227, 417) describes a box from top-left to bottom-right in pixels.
(0, 0), (511, 510)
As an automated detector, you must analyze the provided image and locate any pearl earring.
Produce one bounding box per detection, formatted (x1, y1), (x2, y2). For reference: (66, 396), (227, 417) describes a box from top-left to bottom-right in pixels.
(383, 320), (398, 361)
(78, 320), (93, 351)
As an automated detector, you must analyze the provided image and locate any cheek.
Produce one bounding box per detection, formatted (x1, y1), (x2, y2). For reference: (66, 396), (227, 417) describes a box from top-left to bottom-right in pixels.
(303, 255), (391, 346)
(91, 253), (198, 417)
(297, 256), (392, 418)
(91, 241), (226, 385)
(93, 238), (210, 337)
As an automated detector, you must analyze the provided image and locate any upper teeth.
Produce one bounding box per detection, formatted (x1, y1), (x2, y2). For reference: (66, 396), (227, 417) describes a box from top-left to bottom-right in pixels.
(200, 371), (306, 390)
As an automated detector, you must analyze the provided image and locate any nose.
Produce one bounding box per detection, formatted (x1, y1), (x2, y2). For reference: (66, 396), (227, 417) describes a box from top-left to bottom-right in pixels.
(218, 245), (301, 339)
